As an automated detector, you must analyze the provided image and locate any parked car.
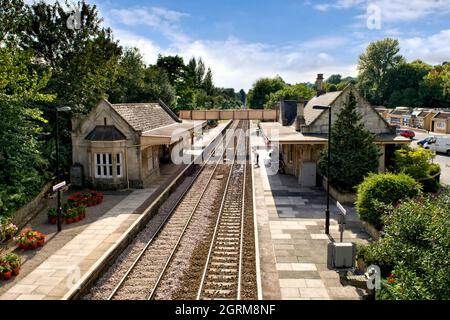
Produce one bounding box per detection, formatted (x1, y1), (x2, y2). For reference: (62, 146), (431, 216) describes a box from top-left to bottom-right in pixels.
(418, 136), (434, 147)
(399, 129), (415, 139)
(423, 136), (450, 156)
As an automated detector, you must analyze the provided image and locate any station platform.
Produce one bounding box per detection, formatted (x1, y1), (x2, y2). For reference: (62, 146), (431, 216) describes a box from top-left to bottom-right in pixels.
(0, 123), (229, 300)
(249, 121), (369, 300)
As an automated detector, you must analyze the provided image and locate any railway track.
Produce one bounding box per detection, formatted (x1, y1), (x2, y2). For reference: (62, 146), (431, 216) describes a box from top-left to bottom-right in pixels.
(107, 121), (241, 300)
(197, 120), (248, 300)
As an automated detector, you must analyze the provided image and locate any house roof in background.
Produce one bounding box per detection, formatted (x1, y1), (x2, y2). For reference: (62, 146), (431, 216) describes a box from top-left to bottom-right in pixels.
(433, 112), (450, 120)
(390, 109), (412, 116)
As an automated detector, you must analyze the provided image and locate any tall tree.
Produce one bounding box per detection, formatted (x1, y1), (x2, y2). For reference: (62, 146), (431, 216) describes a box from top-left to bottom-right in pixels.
(326, 74), (342, 85)
(0, 45), (54, 217)
(22, 0), (122, 113)
(0, 0), (28, 44)
(238, 89), (246, 106)
(107, 48), (147, 103)
(156, 54), (185, 87)
(357, 38), (404, 105)
(202, 67), (214, 95)
(247, 76), (286, 109)
(318, 91), (380, 192)
(265, 83), (315, 109)
(386, 60), (432, 107)
(419, 63), (450, 108)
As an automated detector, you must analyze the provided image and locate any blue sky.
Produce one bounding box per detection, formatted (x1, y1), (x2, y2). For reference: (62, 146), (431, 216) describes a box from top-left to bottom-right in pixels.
(83, 1), (450, 89)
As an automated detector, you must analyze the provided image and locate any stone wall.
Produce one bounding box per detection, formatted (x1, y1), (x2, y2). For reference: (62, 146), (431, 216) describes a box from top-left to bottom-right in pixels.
(12, 181), (53, 229)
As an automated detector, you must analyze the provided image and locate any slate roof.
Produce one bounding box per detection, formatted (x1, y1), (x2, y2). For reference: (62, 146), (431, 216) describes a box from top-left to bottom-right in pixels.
(417, 110), (433, 118)
(304, 91), (342, 125)
(433, 112), (450, 119)
(390, 109), (412, 116)
(85, 125), (126, 141)
(110, 102), (178, 132)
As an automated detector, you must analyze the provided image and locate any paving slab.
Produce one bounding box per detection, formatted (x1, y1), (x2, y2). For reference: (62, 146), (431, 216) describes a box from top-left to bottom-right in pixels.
(250, 121), (369, 300)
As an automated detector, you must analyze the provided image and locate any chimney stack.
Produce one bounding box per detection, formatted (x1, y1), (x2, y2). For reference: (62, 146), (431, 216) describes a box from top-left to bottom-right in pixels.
(294, 98), (306, 131)
(315, 73), (325, 96)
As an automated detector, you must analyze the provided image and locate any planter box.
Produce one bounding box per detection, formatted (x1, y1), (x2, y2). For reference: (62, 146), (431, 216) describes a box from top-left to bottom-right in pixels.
(361, 221), (382, 241)
(322, 177), (356, 204)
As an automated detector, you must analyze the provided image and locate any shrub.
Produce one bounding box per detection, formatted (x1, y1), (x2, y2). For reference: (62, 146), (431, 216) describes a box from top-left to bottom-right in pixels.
(359, 189), (450, 300)
(355, 173), (421, 229)
(394, 146), (441, 192)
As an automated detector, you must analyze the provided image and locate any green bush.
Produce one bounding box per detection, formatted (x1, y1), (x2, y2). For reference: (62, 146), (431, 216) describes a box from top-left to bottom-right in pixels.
(394, 146), (441, 193)
(355, 173), (421, 229)
(359, 189), (450, 300)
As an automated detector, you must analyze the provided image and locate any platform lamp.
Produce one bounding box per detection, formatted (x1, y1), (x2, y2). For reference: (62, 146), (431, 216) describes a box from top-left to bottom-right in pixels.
(55, 106), (71, 232)
(312, 104), (332, 235)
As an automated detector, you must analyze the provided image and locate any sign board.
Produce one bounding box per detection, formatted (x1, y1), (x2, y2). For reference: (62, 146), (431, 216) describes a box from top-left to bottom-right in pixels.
(337, 201), (346, 215)
(52, 181), (66, 192)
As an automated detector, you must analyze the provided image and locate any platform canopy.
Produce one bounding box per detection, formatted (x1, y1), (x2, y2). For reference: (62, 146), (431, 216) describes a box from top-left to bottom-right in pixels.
(140, 120), (206, 146)
(260, 122), (410, 145)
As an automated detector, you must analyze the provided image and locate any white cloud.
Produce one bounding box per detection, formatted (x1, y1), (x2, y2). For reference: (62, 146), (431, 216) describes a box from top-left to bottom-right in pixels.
(314, 0), (450, 22)
(164, 37), (357, 90)
(113, 29), (162, 64)
(400, 29), (450, 64)
(109, 6), (190, 43)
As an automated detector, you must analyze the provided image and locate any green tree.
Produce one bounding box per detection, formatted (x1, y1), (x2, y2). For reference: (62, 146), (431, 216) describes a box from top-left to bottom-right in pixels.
(22, 0), (122, 113)
(357, 38), (404, 105)
(0, 0), (28, 44)
(238, 89), (246, 106)
(359, 188), (450, 299)
(265, 83), (315, 109)
(386, 60), (432, 107)
(107, 47), (146, 103)
(247, 76), (286, 109)
(326, 74), (342, 85)
(156, 54), (185, 87)
(318, 91), (380, 192)
(419, 63), (450, 108)
(202, 67), (214, 96)
(0, 45), (54, 217)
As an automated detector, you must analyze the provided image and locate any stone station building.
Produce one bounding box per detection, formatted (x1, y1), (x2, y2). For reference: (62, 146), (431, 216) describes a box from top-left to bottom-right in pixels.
(71, 99), (203, 189)
(259, 76), (410, 187)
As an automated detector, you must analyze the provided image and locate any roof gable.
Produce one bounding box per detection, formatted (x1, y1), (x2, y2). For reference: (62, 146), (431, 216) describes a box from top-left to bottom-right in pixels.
(85, 125), (126, 141)
(302, 84), (393, 134)
(304, 91), (342, 125)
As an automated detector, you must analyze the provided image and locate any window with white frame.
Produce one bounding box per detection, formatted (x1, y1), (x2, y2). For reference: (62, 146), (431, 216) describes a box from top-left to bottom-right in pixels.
(116, 153), (123, 177)
(436, 121), (446, 129)
(95, 153), (113, 178)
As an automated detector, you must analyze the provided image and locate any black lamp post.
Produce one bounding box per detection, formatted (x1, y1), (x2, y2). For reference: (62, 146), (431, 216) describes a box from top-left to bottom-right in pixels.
(313, 104), (332, 235)
(55, 106), (71, 232)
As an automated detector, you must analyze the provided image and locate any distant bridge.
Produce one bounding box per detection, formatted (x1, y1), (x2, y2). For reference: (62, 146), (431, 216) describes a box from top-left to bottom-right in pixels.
(179, 109), (278, 121)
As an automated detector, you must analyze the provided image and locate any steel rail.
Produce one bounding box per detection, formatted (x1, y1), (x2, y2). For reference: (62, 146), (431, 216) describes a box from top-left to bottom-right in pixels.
(196, 120), (248, 300)
(107, 121), (239, 300)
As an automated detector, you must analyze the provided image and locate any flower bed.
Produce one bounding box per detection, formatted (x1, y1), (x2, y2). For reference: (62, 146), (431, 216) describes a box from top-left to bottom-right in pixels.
(68, 191), (103, 207)
(0, 253), (21, 280)
(15, 229), (46, 250)
(0, 218), (18, 243)
(48, 206), (86, 225)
